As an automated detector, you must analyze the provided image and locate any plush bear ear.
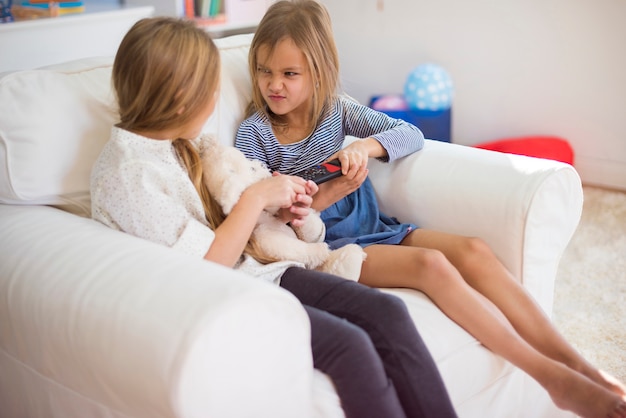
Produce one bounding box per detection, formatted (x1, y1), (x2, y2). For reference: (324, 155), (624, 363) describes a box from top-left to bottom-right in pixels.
(203, 148), (252, 215)
(200, 140), (272, 215)
(197, 134), (219, 157)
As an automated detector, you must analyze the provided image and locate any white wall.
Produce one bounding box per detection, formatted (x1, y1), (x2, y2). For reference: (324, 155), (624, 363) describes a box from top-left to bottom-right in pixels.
(0, 6), (154, 73)
(320, 0), (626, 190)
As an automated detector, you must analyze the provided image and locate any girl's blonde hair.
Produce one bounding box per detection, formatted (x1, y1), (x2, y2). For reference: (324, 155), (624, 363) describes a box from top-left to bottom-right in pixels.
(247, 0), (340, 130)
(112, 17), (225, 231)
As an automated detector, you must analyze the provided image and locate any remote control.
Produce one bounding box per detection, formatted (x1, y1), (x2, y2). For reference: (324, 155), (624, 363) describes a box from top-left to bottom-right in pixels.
(294, 159), (343, 184)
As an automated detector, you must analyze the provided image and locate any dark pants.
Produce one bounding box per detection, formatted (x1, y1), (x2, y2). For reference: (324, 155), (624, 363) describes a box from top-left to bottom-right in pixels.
(280, 267), (457, 418)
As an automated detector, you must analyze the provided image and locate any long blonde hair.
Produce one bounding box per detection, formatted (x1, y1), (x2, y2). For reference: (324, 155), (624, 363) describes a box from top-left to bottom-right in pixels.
(112, 17), (225, 230)
(247, 0), (340, 130)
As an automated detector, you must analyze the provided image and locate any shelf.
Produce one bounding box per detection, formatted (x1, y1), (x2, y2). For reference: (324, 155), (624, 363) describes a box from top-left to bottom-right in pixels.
(195, 18), (257, 37)
(0, 6), (152, 32)
(0, 5), (154, 72)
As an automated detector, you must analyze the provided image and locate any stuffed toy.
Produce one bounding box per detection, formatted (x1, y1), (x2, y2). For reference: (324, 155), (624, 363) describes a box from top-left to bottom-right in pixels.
(199, 135), (366, 281)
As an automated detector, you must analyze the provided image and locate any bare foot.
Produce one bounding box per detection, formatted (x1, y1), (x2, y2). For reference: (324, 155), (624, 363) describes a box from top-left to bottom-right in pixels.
(571, 360), (626, 397)
(594, 370), (626, 397)
(546, 363), (626, 418)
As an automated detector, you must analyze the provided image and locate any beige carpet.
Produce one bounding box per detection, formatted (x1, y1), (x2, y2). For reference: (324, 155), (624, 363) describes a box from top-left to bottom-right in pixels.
(553, 186), (626, 383)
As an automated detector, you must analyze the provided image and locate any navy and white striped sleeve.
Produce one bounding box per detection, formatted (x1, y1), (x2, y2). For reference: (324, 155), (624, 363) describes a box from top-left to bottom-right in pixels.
(340, 96), (424, 162)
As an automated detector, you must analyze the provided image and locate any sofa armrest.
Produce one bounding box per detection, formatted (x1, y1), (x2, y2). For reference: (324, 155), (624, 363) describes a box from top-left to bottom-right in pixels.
(369, 140), (583, 314)
(0, 205), (314, 418)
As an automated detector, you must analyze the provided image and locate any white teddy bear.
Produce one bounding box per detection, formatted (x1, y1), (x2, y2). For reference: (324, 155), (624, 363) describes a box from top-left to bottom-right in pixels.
(199, 135), (366, 281)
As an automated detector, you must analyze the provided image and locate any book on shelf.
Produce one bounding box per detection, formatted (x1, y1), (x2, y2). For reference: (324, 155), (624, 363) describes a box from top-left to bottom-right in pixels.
(192, 0), (222, 18)
(10, 0), (85, 19)
(122, 0), (270, 23)
(184, 0), (273, 29)
(184, 0), (194, 18)
(23, 0), (80, 3)
(19, 0), (85, 15)
(209, 0), (220, 17)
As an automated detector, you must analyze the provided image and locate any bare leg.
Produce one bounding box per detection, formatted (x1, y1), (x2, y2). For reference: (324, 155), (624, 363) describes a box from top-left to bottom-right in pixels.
(358, 242), (626, 418)
(402, 228), (626, 397)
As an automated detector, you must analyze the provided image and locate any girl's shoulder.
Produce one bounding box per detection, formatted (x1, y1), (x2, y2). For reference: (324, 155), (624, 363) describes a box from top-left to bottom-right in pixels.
(319, 95), (349, 121)
(238, 112), (267, 134)
(236, 110), (276, 149)
(325, 95), (378, 125)
(336, 93), (370, 111)
(337, 93), (358, 104)
(240, 108), (270, 127)
(331, 94), (378, 121)
(238, 110), (273, 138)
(96, 127), (178, 175)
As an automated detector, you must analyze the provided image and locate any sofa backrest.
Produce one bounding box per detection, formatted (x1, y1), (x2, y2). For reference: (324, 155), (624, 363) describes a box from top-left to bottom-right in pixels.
(0, 33), (253, 217)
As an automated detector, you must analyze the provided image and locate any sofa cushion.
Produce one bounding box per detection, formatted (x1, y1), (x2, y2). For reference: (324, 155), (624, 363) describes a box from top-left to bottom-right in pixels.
(0, 58), (116, 215)
(0, 33), (253, 217)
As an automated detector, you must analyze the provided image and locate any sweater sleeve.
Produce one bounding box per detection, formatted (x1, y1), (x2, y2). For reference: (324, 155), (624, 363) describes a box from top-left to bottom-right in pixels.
(340, 96), (424, 162)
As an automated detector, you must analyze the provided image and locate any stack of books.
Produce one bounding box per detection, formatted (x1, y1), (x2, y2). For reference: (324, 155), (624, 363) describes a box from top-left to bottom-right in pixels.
(189, 0), (223, 20)
(18, 0), (85, 16)
(188, 0), (273, 28)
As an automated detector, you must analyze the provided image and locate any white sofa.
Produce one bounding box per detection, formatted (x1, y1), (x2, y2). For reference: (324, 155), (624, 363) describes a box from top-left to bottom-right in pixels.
(0, 33), (583, 418)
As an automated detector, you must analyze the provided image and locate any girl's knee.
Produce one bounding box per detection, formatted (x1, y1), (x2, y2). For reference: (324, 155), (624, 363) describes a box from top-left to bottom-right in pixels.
(416, 248), (456, 279)
(337, 284), (413, 330)
(309, 308), (378, 369)
(358, 289), (408, 316)
(330, 321), (378, 362)
(456, 236), (497, 271)
(375, 292), (410, 319)
(409, 248), (470, 297)
(462, 236), (492, 257)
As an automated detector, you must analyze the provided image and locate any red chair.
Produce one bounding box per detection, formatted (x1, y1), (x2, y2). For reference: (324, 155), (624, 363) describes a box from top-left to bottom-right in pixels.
(475, 136), (574, 165)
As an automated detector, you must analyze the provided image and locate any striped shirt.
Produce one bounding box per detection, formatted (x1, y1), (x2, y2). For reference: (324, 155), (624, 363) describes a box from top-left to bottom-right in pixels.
(235, 95), (424, 174)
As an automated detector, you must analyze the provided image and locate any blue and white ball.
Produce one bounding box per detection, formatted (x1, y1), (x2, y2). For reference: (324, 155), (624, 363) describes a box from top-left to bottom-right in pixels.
(404, 64), (454, 111)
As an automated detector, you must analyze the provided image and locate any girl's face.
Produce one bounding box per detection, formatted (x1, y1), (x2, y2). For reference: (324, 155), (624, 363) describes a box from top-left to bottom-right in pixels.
(255, 38), (314, 123)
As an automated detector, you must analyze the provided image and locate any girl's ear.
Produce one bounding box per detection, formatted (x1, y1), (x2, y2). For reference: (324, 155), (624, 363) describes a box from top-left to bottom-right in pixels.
(177, 106), (185, 115)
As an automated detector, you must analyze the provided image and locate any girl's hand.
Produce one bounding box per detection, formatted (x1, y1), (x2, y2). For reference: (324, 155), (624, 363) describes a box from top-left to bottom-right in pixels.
(245, 174), (308, 210)
(334, 141), (369, 177)
(282, 191), (314, 227)
(311, 137), (385, 211)
(328, 137), (387, 175)
(312, 164), (369, 212)
(207, 174), (308, 268)
(274, 173), (318, 226)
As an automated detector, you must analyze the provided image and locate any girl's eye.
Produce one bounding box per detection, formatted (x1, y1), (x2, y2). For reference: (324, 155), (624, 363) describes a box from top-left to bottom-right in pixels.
(257, 67), (270, 74)
(285, 72), (298, 77)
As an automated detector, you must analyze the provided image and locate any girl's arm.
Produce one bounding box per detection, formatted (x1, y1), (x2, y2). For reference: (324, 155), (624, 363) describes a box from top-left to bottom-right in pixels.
(203, 175), (314, 267)
(341, 96), (424, 163)
(311, 98), (425, 211)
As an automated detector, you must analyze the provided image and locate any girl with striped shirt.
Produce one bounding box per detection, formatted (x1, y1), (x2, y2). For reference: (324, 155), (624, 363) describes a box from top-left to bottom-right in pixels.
(235, 2), (626, 417)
